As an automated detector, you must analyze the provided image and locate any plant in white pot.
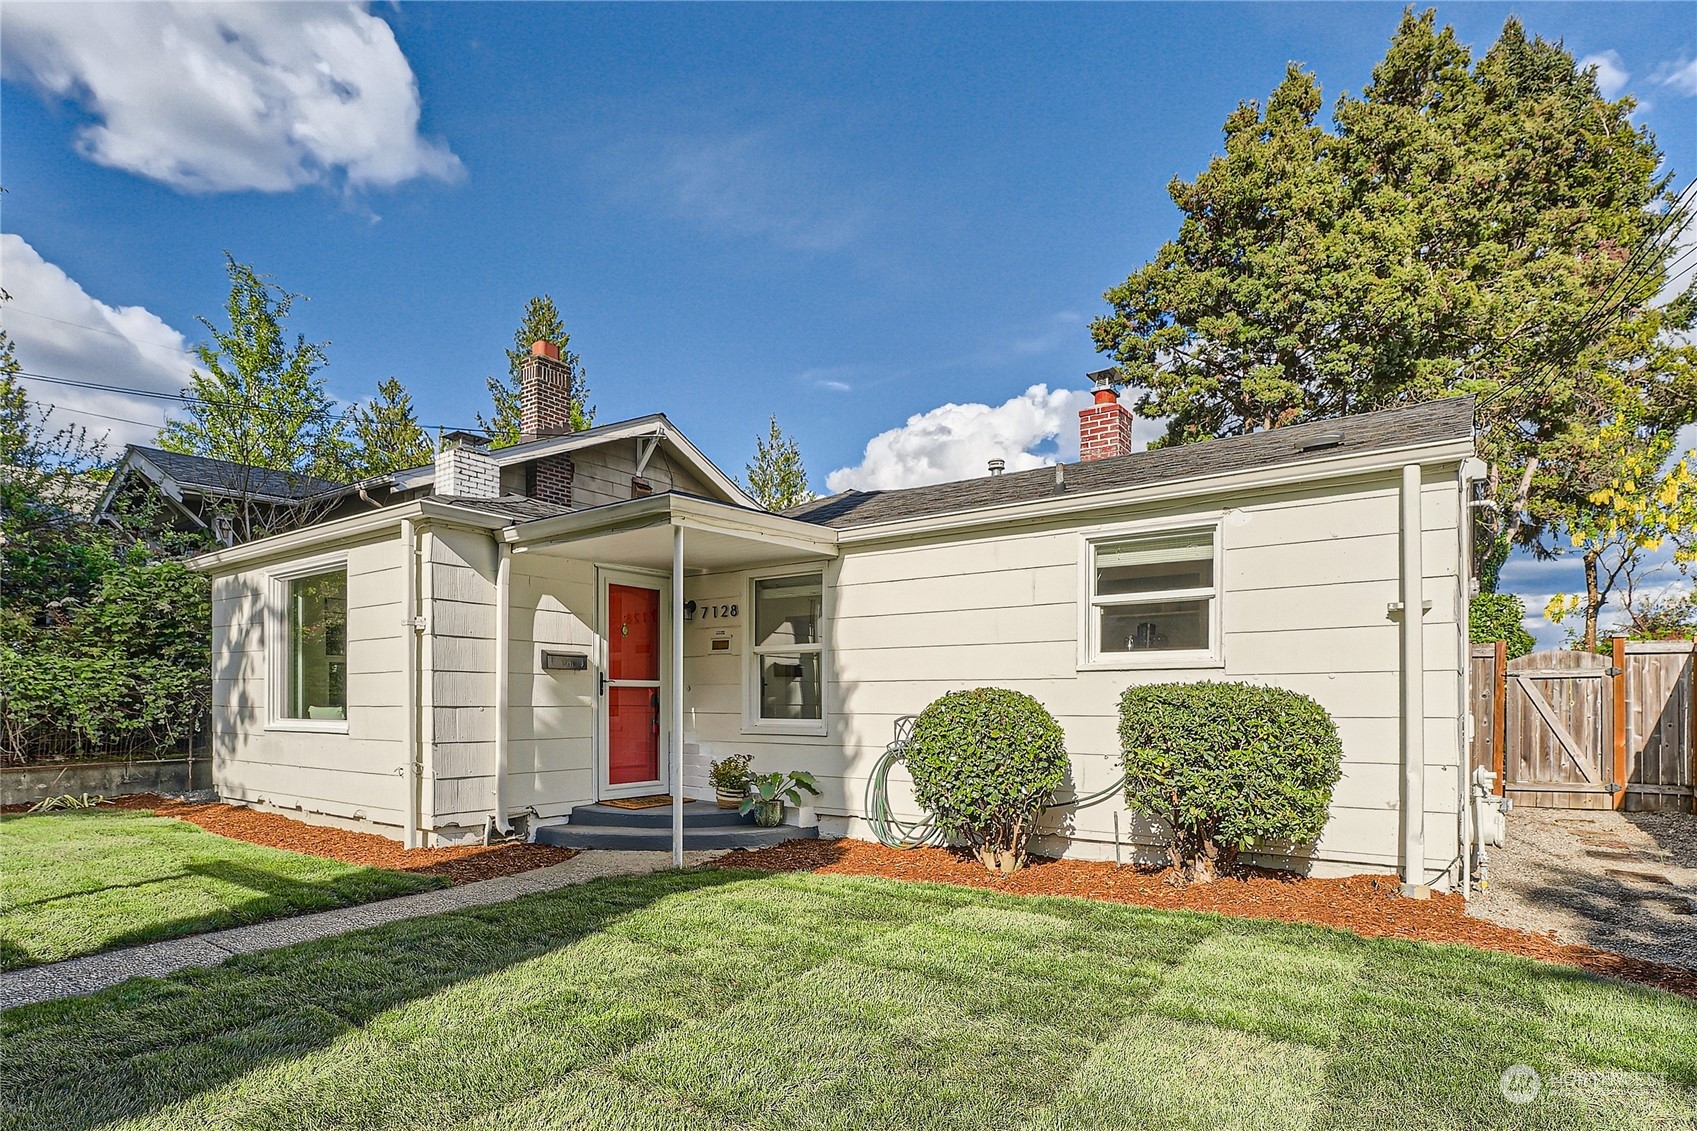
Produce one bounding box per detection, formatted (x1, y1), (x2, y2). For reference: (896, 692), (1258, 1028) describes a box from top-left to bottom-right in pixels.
(739, 770), (821, 828)
(709, 753), (753, 809)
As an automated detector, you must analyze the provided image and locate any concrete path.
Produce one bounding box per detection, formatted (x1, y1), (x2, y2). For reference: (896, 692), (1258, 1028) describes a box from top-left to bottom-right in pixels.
(1, 848), (725, 1012)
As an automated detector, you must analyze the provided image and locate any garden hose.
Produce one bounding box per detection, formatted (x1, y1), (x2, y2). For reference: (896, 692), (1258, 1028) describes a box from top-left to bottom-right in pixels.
(865, 715), (1128, 850)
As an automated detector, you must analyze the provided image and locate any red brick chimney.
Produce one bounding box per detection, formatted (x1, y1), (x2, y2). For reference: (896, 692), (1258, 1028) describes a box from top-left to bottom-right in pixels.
(520, 340), (574, 442)
(1079, 368), (1133, 461)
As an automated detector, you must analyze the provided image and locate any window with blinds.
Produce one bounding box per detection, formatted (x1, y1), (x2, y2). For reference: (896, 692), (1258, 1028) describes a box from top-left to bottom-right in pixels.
(1088, 528), (1218, 663)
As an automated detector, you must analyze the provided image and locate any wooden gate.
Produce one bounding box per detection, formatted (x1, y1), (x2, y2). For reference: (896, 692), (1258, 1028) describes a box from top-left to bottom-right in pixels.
(1470, 639), (1696, 812)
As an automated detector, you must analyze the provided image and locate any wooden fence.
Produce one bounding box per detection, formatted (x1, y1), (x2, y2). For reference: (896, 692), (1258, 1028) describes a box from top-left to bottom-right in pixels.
(1469, 639), (1695, 811)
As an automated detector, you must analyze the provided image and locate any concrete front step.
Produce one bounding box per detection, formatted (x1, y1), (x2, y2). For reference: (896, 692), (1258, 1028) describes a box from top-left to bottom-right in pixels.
(566, 802), (754, 829)
(536, 821), (817, 852)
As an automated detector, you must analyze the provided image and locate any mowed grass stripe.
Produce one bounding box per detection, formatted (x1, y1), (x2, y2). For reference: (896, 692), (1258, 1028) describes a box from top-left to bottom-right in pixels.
(2, 869), (1694, 1131)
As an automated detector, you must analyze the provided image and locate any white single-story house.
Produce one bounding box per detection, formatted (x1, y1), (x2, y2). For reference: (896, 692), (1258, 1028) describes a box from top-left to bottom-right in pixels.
(190, 342), (1485, 893)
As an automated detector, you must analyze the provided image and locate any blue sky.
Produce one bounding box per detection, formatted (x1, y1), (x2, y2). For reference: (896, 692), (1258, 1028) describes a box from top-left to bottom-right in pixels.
(3, 2), (1694, 643)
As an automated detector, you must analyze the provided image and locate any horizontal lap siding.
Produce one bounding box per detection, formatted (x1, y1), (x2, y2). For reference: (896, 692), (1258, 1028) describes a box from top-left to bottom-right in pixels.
(426, 527), (600, 830)
(570, 445), (713, 509)
(683, 468), (1465, 880)
(211, 536), (411, 832)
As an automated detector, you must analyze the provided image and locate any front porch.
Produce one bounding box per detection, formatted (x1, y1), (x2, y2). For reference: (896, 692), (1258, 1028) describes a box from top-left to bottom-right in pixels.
(499, 492), (839, 862)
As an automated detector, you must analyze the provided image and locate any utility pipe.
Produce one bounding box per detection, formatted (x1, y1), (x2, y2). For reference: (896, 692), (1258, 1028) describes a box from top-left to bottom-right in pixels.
(1400, 464), (1427, 897)
(400, 518), (421, 849)
(494, 541), (513, 835)
(1456, 460), (1481, 899)
(672, 525), (686, 868)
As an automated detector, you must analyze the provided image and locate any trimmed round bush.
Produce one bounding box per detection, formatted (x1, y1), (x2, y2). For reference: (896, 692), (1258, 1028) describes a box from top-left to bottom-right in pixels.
(1118, 682), (1342, 883)
(905, 688), (1068, 874)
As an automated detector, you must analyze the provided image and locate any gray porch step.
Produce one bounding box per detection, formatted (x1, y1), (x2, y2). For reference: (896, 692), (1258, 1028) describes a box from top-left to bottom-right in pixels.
(566, 802), (754, 829)
(536, 822), (816, 852)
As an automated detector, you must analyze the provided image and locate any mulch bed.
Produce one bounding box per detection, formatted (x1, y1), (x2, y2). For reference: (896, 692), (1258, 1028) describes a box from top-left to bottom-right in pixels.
(105, 794), (575, 884)
(716, 838), (1697, 1003)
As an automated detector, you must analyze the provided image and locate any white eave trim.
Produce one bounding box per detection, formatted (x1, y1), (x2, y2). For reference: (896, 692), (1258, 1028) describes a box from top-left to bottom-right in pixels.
(505, 492), (839, 558)
(187, 498), (509, 573)
(832, 435), (1477, 546)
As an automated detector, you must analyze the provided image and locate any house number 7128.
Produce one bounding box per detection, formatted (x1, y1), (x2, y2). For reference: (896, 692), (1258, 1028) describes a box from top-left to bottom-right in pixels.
(699, 604), (738, 619)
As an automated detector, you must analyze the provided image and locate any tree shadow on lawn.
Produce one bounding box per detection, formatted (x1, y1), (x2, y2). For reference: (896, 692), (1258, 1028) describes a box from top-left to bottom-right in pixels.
(1, 867), (753, 1131)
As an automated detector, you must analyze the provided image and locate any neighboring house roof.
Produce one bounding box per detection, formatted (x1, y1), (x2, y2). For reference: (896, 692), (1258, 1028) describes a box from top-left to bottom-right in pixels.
(786, 397), (1476, 531)
(98, 446), (345, 512)
(388, 413), (759, 510)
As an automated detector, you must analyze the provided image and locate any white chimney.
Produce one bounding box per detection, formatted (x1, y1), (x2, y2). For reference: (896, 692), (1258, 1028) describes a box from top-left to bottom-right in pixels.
(436, 431), (499, 499)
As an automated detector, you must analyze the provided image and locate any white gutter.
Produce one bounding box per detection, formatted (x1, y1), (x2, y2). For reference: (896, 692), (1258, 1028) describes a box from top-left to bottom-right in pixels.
(493, 542), (514, 835)
(671, 525), (686, 867)
(1400, 463), (1428, 897)
(188, 499), (506, 574)
(832, 436), (1478, 547)
(400, 518), (422, 849)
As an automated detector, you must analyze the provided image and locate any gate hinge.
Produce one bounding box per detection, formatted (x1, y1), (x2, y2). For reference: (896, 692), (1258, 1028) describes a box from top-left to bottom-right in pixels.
(1605, 666), (1623, 678)
(1606, 782), (1623, 794)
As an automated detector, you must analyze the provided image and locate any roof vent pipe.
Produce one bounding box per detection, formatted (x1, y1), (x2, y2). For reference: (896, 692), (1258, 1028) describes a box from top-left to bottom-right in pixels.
(988, 458), (1005, 477)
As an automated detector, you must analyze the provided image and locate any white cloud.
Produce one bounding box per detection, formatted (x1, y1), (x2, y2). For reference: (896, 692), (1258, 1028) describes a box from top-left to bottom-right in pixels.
(0, 2), (460, 193)
(825, 384), (1164, 492)
(1, 234), (191, 448)
(1579, 51), (1630, 99)
(1655, 56), (1697, 96)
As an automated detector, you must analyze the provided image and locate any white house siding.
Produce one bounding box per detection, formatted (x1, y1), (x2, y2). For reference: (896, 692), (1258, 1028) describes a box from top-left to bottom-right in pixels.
(423, 525), (600, 840)
(570, 442), (713, 509)
(210, 533), (412, 828)
(682, 464), (1467, 887)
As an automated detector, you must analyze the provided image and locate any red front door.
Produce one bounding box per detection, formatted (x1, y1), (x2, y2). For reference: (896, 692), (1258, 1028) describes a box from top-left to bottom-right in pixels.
(606, 582), (661, 786)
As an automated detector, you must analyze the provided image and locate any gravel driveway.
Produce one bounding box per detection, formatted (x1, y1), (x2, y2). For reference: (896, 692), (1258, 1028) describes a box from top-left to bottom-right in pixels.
(1467, 807), (1697, 972)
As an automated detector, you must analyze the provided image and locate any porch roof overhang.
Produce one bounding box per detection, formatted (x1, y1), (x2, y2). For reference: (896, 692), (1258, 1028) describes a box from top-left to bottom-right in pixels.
(502, 492), (838, 572)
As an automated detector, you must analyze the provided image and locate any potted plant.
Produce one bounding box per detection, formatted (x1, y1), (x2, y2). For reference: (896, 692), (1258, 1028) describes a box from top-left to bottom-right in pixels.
(709, 753), (754, 809)
(739, 770), (821, 828)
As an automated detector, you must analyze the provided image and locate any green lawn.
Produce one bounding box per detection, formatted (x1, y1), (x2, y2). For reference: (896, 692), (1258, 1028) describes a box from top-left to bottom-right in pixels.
(4, 869), (1693, 1130)
(0, 807), (445, 970)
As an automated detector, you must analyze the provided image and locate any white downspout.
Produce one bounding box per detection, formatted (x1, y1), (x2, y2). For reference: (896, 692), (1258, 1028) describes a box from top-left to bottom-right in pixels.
(1400, 464), (1428, 897)
(672, 525), (685, 868)
(401, 518), (421, 849)
(1456, 459), (1480, 899)
(494, 541), (513, 835)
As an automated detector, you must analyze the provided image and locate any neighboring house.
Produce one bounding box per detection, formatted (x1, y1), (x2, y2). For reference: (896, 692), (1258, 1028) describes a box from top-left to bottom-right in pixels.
(190, 342), (1484, 892)
(94, 446), (353, 544)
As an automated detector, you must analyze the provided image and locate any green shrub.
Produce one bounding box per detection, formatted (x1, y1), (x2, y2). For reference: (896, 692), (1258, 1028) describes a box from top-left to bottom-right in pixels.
(904, 688), (1068, 874)
(1468, 592), (1535, 658)
(1117, 682), (1342, 884)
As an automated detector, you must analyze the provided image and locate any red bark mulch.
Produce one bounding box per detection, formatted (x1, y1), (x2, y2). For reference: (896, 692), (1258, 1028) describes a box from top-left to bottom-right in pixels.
(716, 838), (1697, 1003)
(108, 794), (575, 884)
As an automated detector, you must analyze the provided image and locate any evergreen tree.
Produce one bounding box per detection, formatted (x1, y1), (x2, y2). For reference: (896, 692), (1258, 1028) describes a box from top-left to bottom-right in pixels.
(159, 256), (348, 482)
(744, 415), (814, 511)
(347, 377), (433, 478)
(479, 294), (594, 446)
(1090, 12), (1696, 585)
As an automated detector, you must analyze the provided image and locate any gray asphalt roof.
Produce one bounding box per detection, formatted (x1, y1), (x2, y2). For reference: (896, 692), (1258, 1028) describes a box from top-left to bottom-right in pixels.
(433, 494), (575, 522)
(130, 446), (346, 501)
(784, 396), (1475, 530)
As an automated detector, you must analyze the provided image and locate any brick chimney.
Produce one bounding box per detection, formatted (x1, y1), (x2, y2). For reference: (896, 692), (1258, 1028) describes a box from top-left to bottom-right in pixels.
(520, 340), (574, 442)
(436, 431), (499, 499)
(1079, 368), (1133, 462)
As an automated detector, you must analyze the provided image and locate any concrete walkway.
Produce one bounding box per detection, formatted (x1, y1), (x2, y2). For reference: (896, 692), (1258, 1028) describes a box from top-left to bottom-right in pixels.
(1, 848), (725, 1012)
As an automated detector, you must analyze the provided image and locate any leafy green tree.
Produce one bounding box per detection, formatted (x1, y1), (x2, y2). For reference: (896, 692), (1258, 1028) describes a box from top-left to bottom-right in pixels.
(1091, 11), (1695, 575)
(347, 377), (433, 478)
(158, 255), (349, 524)
(744, 415), (815, 510)
(1468, 593), (1536, 658)
(479, 294), (594, 446)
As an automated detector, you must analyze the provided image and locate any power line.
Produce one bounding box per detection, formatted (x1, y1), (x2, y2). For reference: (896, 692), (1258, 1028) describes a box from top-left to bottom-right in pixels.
(0, 306), (200, 358)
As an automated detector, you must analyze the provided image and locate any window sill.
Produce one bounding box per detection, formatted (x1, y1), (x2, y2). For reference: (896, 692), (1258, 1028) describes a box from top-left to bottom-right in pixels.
(265, 719), (350, 735)
(740, 720), (829, 739)
(1077, 654), (1224, 673)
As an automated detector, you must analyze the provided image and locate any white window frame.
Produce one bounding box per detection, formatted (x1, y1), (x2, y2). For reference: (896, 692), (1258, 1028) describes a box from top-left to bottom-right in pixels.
(266, 552), (351, 734)
(743, 568), (829, 737)
(1077, 516), (1224, 670)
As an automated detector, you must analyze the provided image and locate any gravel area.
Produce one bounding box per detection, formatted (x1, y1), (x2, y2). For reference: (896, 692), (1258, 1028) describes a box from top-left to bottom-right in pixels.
(1467, 807), (1697, 973)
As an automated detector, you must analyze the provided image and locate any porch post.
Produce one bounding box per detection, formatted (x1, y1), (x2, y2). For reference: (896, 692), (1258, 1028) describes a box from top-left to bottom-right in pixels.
(672, 524), (685, 867)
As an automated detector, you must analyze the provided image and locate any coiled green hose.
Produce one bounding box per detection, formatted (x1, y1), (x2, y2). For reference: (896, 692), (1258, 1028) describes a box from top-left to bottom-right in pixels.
(864, 715), (1128, 849)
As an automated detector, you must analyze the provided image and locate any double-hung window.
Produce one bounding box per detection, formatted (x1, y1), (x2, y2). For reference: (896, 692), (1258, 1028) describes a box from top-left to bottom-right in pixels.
(1085, 526), (1220, 665)
(748, 573), (825, 731)
(270, 564), (348, 727)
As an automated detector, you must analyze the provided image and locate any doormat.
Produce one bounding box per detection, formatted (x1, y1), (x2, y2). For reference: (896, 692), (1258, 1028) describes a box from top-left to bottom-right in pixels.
(601, 794), (692, 810)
